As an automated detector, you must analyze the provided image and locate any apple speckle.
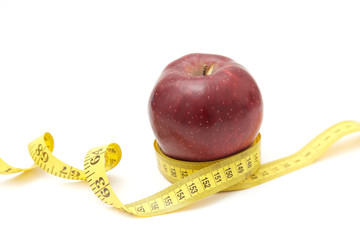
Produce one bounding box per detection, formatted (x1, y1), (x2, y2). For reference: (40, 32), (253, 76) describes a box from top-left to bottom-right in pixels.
(149, 53), (263, 161)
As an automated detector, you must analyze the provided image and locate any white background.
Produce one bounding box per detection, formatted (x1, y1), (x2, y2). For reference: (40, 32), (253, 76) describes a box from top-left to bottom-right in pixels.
(1, 0), (360, 239)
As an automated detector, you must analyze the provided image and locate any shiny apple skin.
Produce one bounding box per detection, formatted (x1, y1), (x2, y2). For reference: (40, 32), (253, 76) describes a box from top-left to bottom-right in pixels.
(148, 53), (263, 161)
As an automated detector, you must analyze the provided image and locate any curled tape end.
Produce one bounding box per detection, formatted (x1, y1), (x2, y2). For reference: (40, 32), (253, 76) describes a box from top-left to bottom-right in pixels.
(43, 132), (54, 152)
(104, 143), (122, 172)
(2, 120), (360, 217)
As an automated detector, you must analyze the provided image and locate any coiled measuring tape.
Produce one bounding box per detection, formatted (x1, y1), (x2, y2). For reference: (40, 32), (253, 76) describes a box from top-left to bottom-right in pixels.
(1, 120), (359, 217)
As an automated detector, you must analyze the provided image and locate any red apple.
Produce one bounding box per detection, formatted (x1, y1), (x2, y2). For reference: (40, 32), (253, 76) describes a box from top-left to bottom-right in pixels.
(148, 53), (263, 162)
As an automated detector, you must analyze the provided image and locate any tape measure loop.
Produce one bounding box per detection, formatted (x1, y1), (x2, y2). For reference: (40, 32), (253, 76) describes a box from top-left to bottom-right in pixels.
(43, 132), (54, 152)
(27, 133), (86, 180)
(104, 143), (122, 172)
(1, 120), (360, 217)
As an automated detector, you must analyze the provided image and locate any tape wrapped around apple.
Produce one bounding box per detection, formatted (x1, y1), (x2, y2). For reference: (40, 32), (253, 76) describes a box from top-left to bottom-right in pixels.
(148, 53), (263, 162)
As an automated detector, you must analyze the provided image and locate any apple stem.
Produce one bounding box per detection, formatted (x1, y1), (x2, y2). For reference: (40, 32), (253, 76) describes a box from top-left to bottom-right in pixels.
(202, 64), (214, 76)
(202, 65), (208, 75)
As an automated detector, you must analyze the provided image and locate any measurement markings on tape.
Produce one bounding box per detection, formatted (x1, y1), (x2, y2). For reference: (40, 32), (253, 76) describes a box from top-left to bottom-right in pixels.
(1, 120), (360, 216)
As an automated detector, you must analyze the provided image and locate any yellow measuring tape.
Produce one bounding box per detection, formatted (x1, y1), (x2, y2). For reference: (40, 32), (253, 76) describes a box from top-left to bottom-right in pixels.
(1, 120), (359, 217)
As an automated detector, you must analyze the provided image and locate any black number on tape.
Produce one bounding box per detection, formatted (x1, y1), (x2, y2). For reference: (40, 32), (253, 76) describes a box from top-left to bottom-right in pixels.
(163, 196), (173, 206)
(95, 177), (110, 198)
(150, 202), (159, 211)
(201, 177), (211, 189)
(225, 167), (233, 178)
(35, 144), (49, 163)
(176, 189), (185, 201)
(90, 155), (100, 165)
(214, 172), (222, 183)
(35, 144), (43, 156)
(188, 183), (198, 194)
